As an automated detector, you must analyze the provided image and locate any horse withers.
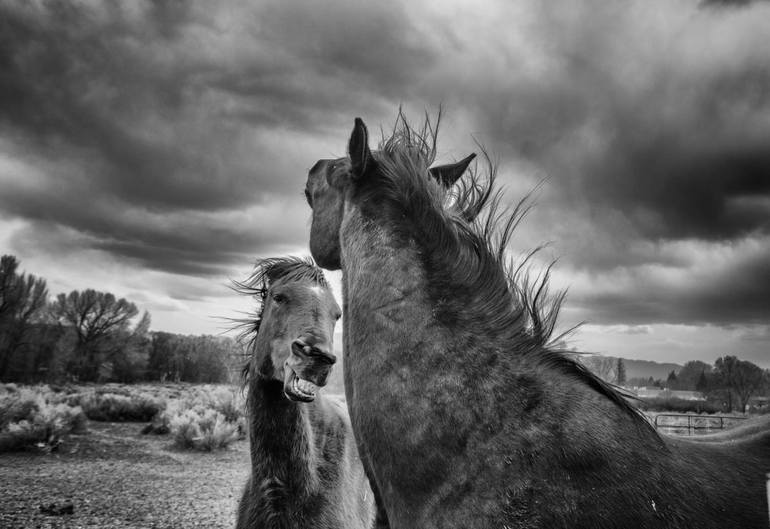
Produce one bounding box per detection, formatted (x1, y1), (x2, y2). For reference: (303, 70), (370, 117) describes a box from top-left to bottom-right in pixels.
(235, 257), (375, 529)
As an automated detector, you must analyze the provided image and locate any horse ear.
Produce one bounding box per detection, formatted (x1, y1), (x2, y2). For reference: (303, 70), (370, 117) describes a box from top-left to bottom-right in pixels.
(429, 153), (476, 188)
(348, 117), (374, 180)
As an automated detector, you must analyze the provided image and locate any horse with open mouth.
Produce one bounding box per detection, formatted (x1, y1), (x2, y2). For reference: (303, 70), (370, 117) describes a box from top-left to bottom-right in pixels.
(235, 256), (375, 529)
(303, 113), (770, 529)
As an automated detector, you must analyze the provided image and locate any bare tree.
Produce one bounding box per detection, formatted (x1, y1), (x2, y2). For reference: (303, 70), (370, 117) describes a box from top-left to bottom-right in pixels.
(51, 289), (139, 381)
(579, 355), (616, 383)
(0, 255), (49, 379)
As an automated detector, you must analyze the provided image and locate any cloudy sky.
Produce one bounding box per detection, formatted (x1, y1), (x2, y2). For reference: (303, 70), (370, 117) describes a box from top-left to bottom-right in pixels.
(1, 0), (768, 367)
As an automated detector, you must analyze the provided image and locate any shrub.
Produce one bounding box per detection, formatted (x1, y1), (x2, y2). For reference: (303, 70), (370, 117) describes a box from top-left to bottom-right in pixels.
(200, 385), (244, 423)
(142, 409), (172, 435)
(637, 397), (720, 414)
(0, 388), (86, 452)
(142, 385), (246, 446)
(0, 392), (39, 429)
(170, 407), (240, 451)
(0, 383), (20, 395)
(143, 385), (244, 434)
(78, 392), (164, 422)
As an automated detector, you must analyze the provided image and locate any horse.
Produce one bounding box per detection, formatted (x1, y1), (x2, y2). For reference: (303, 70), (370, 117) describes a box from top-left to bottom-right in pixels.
(303, 114), (770, 529)
(235, 257), (375, 529)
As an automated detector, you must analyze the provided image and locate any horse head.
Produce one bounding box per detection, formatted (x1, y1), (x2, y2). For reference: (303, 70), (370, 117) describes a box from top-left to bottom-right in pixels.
(243, 258), (341, 402)
(305, 118), (475, 270)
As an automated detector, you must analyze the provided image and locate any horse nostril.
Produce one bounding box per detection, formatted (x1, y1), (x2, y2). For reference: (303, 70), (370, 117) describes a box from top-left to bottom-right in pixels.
(291, 339), (336, 365)
(312, 348), (336, 365)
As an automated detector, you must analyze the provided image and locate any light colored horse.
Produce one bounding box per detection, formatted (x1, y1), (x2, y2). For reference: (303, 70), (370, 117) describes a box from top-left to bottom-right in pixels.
(235, 257), (374, 529)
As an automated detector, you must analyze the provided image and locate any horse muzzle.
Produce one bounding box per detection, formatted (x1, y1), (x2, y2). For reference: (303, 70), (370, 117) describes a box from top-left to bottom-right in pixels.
(283, 337), (337, 402)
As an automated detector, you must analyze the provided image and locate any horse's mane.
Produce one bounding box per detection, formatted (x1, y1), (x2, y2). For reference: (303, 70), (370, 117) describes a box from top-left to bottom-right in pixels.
(359, 111), (653, 429)
(233, 256), (329, 388)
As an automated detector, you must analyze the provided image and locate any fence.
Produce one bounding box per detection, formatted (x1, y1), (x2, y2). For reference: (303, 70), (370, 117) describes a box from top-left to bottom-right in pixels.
(652, 413), (747, 436)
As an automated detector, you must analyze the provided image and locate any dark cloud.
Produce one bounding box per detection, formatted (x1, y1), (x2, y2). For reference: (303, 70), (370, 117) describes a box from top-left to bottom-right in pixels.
(701, 0), (770, 7)
(0, 0), (434, 208)
(0, 2), (257, 211)
(383, 0), (770, 328)
(458, 6), (770, 244)
(565, 238), (770, 326)
(0, 0), (438, 278)
(409, 2), (770, 332)
(0, 172), (310, 277)
(1, 0), (769, 337)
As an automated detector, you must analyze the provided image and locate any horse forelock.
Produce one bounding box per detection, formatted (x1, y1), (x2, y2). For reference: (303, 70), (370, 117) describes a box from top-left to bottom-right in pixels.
(357, 111), (655, 430)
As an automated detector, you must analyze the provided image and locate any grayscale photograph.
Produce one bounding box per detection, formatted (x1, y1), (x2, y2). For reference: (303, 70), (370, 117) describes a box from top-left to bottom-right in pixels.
(0, 1), (769, 528)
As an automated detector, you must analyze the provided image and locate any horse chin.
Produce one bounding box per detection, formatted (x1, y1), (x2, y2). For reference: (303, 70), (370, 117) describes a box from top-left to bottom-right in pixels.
(309, 233), (342, 270)
(283, 369), (319, 403)
(310, 247), (341, 271)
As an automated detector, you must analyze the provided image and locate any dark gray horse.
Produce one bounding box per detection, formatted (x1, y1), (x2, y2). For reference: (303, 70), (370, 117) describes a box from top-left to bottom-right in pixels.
(304, 114), (770, 529)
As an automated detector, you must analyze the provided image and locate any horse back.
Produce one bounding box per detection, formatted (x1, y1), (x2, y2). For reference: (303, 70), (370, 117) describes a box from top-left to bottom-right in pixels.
(659, 430), (770, 528)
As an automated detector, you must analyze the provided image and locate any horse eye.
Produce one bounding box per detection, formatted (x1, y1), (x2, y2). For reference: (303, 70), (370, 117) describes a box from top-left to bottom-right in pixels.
(272, 293), (287, 304)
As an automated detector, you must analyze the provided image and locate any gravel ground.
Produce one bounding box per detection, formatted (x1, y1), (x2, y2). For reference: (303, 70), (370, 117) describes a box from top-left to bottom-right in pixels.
(0, 422), (250, 529)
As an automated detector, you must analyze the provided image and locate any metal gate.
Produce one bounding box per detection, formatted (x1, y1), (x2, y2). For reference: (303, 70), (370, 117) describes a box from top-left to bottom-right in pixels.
(652, 413), (747, 436)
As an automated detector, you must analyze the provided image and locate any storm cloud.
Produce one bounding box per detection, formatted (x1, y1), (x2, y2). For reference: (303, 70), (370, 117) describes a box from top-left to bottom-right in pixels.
(0, 0), (768, 362)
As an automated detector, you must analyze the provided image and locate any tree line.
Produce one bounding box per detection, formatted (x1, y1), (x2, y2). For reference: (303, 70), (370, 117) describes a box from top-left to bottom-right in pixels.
(0, 255), (244, 384)
(618, 357), (767, 413)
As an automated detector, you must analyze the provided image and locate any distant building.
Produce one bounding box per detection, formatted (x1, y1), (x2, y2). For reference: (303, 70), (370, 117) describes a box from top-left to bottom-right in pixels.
(629, 387), (706, 401)
(748, 396), (770, 411)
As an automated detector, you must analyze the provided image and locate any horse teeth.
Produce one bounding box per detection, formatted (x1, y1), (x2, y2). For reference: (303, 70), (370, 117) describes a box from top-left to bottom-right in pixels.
(298, 379), (317, 394)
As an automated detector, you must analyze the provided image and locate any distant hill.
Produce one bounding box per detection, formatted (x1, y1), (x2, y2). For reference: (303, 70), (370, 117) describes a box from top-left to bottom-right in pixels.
(623, 358), (682, 381)
(578, 354), (682, 383)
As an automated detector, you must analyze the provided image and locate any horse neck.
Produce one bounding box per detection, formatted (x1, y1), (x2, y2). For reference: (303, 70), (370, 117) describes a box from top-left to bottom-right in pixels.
(340, 201), (517, 362)
(339, 202), (660, 453)
(247, 377), (319, 495)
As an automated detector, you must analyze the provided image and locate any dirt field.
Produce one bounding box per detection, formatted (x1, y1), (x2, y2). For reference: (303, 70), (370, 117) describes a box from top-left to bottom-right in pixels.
(0, 421), (250, 529)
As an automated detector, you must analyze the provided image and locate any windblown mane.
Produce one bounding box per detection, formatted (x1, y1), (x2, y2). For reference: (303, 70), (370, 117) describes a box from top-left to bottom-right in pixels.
(233, 256), (329, 386)
(358, 111), (652, 428)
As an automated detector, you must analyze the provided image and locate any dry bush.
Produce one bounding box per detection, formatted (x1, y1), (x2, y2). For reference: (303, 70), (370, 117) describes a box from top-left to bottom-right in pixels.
(143, 385), (246, 446)
(0, 386), (87, 452)
(75, 392), (164, 422)
(170, 407), (240, 451)
(637, 397), (720, 414)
